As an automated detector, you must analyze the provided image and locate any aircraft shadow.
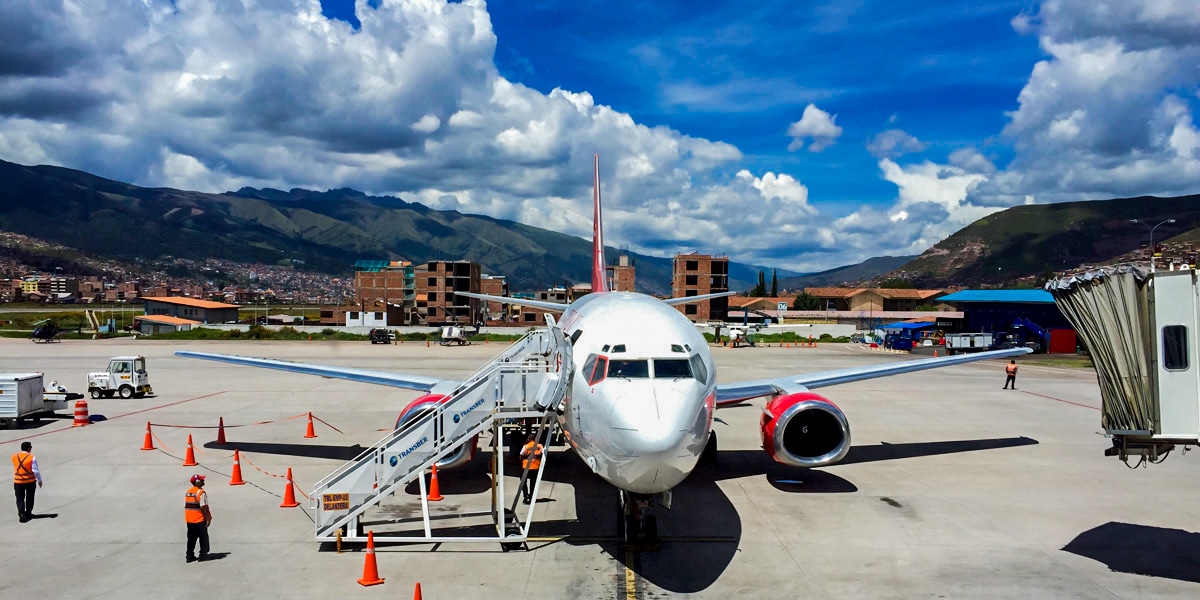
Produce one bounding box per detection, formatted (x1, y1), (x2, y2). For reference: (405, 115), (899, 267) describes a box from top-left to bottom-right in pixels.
(1062, 521), (1200, 583)
(226, 434), (1037, 593)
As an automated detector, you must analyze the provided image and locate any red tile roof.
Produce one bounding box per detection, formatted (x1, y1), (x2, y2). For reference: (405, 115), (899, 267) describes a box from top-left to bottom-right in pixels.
(142, 296), (240, 309)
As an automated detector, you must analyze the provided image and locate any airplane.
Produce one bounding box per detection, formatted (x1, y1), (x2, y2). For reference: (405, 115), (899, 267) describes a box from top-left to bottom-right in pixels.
(177, 155), (1031, 544)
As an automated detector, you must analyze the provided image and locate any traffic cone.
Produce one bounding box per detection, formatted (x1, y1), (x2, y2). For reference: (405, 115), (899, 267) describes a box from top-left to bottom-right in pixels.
(229, 450), (246, 485)
(182, 434), (198, 466)
(413, 582), (423, 599)
(72, 400), (89, 427)
(934, 350), (939, 357)
(356, 530), (385, 586)
(141, 421), (155, 450)
(426, 464), (444, 502)
(280, 467), (300, 508)
(304, 412), (317, 438)
(215, 417), (227, 445)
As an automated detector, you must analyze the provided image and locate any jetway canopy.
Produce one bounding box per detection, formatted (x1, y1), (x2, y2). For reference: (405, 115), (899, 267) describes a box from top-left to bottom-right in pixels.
(1049, 266), (1200, 457)
(1046, 266), (1155, 434)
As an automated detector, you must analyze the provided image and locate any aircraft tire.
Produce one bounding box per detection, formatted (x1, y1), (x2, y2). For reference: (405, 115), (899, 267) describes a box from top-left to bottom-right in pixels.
(700, 431), (718, 465)
(644, 516), (658, 543)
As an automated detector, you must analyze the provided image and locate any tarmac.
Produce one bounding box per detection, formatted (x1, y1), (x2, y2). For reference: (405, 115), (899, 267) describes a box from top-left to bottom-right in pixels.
(2, 337), (1198, 599)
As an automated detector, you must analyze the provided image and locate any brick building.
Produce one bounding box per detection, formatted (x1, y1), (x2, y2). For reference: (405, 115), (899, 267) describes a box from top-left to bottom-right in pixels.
(353, 260), (416, 325)
(671, 253), (729, 321)
(608, 253), (636, 292)
(415, 260), (481, 326)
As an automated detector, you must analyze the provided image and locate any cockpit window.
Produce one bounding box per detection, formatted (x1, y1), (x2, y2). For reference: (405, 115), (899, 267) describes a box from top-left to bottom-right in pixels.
(689, 355), (709, 384)
(611, 344), (627, 353)
(608, 359), (648, 378)
(653, 358), (693, 379)
(671, 344), (684, 353)
(582, 354), (608, 385)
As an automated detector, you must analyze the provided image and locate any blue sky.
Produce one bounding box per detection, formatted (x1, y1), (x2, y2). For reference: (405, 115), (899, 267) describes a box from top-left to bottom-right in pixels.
(2, 0), (1199, 273)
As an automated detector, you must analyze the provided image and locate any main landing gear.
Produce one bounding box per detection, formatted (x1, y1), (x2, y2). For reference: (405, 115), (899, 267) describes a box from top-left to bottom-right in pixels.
(619, 491), (660, 548)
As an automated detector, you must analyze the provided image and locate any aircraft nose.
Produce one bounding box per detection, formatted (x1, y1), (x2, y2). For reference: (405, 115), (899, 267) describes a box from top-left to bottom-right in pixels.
(608, 387), (706, 492)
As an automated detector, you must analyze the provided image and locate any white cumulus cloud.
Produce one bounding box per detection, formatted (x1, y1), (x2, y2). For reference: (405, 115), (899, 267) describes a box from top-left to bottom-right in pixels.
(866, 129), (927, 158)
(786, 104), (843, 152)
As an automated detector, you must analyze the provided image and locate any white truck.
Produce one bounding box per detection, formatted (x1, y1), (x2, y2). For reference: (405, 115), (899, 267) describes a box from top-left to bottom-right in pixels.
(87, 356), (153, 399)
(944, 332), (995, 355)
(0, 373), (84, 429)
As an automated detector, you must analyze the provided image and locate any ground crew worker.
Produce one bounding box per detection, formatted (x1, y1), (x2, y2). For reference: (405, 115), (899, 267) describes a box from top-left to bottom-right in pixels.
(519, 433), (544, 504)
(12, 441), (42, 523)
(1003, 360), (1019, 390)
(185, 474), (212, 562)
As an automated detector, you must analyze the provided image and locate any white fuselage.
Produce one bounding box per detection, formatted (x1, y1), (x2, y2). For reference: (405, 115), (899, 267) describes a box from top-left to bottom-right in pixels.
(555, 292), (716, 495)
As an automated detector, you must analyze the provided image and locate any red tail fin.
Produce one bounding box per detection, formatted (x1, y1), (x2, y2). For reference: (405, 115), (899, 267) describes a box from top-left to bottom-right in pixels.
(592, 154), (609, 293)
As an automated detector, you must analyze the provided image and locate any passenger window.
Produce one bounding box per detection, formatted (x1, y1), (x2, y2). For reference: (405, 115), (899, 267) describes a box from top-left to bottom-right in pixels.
(654, 359), (693, 379)
(608, 359), (649, 378)
(586, 355), (608, 385)
(1163, 325), (1189, 371)
(689, 355), (709, 384)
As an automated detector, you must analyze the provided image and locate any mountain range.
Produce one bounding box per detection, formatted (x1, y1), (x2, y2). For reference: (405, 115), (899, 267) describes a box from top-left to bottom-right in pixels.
(0, 159), (819, 293)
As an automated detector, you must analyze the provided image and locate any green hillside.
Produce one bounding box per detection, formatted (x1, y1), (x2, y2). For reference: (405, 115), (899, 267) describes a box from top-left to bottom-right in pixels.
(891, 195), (1200, 286)
(0, 159), (792, 292)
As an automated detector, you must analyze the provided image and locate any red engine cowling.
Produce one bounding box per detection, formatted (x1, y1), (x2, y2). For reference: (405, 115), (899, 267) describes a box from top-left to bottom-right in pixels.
(395, 394), (478, 470)
(760, 392), (851, 468)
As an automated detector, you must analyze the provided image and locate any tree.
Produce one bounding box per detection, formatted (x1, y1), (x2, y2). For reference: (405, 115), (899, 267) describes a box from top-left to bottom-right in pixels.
(770, 269), (778, 296)
(749, 270), (767, 297)
(878, 277), (914, 289)
(792, 292), (820, 310)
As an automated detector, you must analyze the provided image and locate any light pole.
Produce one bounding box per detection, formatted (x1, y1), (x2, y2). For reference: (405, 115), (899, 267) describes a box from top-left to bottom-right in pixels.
(1131, 218), (1176, 272)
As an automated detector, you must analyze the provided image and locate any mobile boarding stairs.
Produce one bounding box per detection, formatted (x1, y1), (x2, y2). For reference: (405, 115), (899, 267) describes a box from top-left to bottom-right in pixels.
(310, 319), (572, 548)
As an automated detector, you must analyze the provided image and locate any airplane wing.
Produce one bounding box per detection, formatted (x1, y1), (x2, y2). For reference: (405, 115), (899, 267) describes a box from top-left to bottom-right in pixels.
(173, 351), (458, 393)
(454, 291), (568, 312)
(716, 346), (1033, 406)
(662, 291), (737, 306)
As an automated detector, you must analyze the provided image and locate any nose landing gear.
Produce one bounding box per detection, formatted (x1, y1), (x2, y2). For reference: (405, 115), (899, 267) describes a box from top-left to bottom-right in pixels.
(619, 491), (660, 549)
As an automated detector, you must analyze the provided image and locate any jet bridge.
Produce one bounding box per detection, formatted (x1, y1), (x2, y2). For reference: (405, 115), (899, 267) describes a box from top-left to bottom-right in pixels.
(310, 321), (572, 546)
(1047, 266), (1200, 464)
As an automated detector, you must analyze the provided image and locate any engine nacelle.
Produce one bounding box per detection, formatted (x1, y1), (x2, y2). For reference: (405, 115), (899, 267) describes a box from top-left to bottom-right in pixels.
(396, 394), (478, 470)
(760, 392), (851, 468)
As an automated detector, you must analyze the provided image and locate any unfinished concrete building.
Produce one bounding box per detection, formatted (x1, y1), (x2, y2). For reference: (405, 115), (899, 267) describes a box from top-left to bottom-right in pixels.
(672, 252), (729, 321)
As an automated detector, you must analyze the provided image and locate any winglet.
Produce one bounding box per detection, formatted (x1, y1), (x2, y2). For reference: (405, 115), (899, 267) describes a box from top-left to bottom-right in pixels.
(592, 154), (610, 293)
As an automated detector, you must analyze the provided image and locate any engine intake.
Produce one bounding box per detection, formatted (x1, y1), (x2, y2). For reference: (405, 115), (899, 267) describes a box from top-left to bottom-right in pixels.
(396, 394), (478, 470)
(760, 392), (851, 467)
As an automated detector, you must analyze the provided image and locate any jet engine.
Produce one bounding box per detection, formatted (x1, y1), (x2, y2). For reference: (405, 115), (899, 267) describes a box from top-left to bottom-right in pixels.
(395, 394), (478, 470)
(760, 392), (851, 468)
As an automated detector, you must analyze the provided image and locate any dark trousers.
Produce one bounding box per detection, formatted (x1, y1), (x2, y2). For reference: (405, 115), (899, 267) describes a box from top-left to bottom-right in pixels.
(186, 522), (210, 558)
(14, 482), (36, 519)
(523, 469), (538, 501)
(1004, 375), (1017, 389)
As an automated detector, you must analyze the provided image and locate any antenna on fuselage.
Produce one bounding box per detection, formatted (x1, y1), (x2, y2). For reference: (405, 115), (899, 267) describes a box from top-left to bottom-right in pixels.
(592, 154), (610, 293)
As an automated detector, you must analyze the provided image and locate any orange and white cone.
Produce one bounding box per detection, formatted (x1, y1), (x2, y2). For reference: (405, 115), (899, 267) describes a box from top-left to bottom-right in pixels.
(426, 464), (444, 502)
(357, 530), (385, 586)
(72, 400), (89, 427)
(303, 412), (317, 439)
(229, 450), (246, 485)
(140, 421), (155, 451)
(280, 467), (300, 508)
(182, 434), (198, 467)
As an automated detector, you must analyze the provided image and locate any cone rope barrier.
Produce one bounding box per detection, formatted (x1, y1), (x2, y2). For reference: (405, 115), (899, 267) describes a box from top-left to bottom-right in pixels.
(229, 450), (246, 485)
(182, 434), (198, 467)
(141, 422), (156, 450)
(72, 400), (89, 427)
(426, 464), (444, 502)
(357, 530), (385, 586)
(303, 412), (317, 439)
(280, 467), (300, 507)
(215, 417), (227, 445)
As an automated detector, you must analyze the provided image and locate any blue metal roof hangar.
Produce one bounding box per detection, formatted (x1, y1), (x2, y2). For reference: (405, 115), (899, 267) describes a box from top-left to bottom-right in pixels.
(939, 289), (1071, 336)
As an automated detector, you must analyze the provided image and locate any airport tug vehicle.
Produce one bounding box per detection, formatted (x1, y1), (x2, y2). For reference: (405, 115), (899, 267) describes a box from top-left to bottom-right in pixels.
(87, 355), (153, 399)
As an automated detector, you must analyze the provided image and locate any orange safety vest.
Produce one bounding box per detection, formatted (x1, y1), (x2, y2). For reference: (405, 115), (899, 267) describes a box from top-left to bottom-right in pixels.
(521, 442), (544, 471)
(1006, 364), (1018, 375)
(184, 486), (207, 523)
(12, 452), (35, 485)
